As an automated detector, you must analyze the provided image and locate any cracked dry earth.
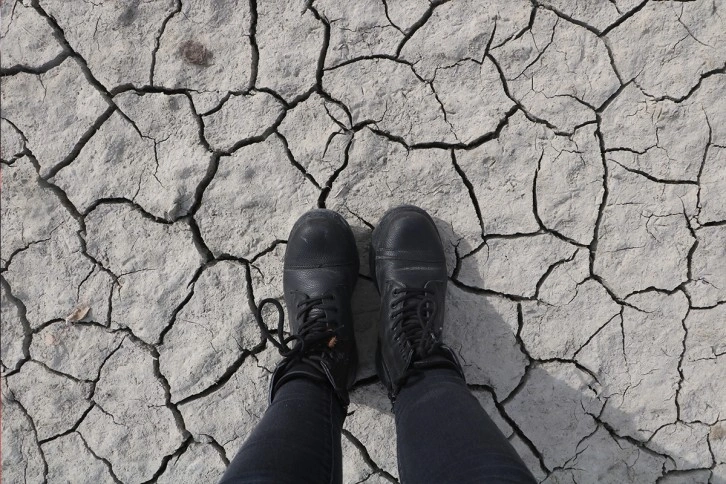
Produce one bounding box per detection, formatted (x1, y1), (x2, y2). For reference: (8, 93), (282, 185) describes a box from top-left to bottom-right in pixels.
(1, 0), (725, 482)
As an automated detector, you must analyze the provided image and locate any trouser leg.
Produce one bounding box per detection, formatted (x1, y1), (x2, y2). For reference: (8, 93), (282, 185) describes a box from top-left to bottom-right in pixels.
(394, 368), (537, 484)
(220, 378), (345, 484)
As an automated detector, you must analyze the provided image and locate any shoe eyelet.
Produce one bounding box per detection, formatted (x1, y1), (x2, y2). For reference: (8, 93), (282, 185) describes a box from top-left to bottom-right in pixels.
(392, 288), (399, 295)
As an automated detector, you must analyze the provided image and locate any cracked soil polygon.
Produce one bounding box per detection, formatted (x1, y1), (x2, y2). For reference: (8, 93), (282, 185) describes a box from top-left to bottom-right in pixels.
(0, 0), (65, 73)
(52, 92), (212, 220)
(159, 260), (262, 403)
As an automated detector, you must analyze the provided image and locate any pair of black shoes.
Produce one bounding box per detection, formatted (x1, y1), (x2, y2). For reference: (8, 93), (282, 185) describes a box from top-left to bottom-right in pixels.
(256, 206), (464, 406)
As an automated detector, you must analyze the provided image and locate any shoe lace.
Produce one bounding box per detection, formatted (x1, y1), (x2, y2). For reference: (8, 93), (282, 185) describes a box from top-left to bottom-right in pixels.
(390, 287), (441, 359)
(255, 295), (340, 362)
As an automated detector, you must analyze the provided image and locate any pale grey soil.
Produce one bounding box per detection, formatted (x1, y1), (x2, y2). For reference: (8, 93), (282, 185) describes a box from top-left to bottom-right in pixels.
(1, 0), (725, 482)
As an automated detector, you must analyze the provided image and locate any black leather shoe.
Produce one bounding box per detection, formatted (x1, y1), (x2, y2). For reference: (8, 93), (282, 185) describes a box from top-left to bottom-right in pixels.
(256, 209), (359, 407)
(370, 205), (464, 400)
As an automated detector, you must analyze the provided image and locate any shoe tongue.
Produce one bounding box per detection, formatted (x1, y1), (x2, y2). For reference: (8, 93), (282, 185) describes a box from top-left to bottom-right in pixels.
(299, 297), (334, 337)
(411, 330), (438, 359)
(296, 284), (336, 320)
(306, 307), (327, 322)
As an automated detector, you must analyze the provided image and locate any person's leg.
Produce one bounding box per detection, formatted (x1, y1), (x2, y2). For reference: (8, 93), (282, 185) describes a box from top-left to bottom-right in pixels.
(370, 205), (536, 483)
(220, 377), (345, 484)
(394, 368), (536, 483)
(221, 209), (359, 483)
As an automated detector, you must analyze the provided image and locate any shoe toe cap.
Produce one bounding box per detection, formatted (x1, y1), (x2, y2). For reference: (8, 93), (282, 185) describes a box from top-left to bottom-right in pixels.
(286, 209), (358, 268)
(376, 206), (444, 257)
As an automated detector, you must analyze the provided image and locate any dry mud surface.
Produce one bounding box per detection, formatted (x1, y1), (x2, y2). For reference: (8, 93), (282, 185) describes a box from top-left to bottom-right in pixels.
(1, 0), (726, 482)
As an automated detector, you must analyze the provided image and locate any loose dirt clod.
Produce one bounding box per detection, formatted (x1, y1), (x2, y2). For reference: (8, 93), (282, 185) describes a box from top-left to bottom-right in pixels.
(65, 302), (90, 323)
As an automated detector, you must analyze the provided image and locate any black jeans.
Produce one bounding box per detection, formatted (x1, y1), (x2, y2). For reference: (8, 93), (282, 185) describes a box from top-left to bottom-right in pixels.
(221, 369), (537, 483)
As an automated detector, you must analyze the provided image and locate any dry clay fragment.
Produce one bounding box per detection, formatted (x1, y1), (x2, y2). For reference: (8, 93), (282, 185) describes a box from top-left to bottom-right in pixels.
(52, 92), (212, 220)
(31, 323), (124, 381)
(600, 82), (709, 182)
(5, 361), (92, 442)
(678, 305), (726, 424)
(43, 432), (116, 483)
(197, 135), (319, 259)
(84, 203), (205, 343)
(317, 0), (403, 67)
(400, 0), (532, 81)
(0, 0), (65, 71)
(545, 426), (665, 483)
(256, 0), (325, 101)
(278, 92), (351, 185)
(3, 224), (113, 329)
(1, 393), (46, 483)
(445, 287), (527, 399)
(577, 291), (688, 440)
(593, 162), (697, 299)
(504, 362), (603, 470)
(685, 225), (726, 308)
(41, 0), (178, 89)
(159, 261), (262, 403)
(492, 10), (620, 131)
(0, 119), (25, 162)
(344, 383), (398, 479)
(457, 234), (577, 298)
(324, 58), (456, 145)
(179, 347), (275, 457)
(202, 91), (285, 153)
(65, 302), (90, 323)
(1, 156), (74, 268)
(156, 442), (227, 484)
(0, 56), (110, 177)
(78, 338), (185, 483)
(606, 0), (726, 99)
(1, 283), (26, 373)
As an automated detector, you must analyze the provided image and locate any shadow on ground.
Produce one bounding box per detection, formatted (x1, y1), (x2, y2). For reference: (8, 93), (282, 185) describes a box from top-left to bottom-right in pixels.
(343, 219), (709, 483)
